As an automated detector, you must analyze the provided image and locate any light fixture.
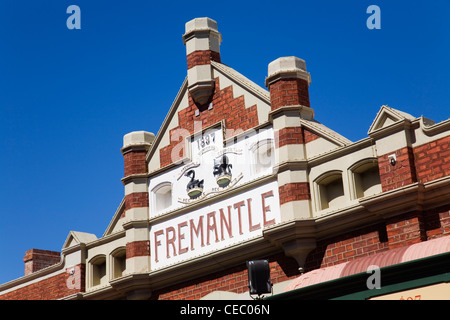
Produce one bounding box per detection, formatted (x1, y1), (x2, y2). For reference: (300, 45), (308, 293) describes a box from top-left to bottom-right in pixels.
(247, 260), (272, 299)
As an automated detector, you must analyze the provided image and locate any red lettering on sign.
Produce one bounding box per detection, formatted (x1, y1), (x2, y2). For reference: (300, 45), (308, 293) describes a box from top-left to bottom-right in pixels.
(233, 200), (245, 235)
(206, 211), (219, 245)
(166, 226), (177, 258)
(247, 198), (261, 231)
(154, 230), (164, 262)
(178, 221), (188, 255)
(190, 216), (204, 250)
(220, 206), (233, 240)
(262, 191), (275, 226)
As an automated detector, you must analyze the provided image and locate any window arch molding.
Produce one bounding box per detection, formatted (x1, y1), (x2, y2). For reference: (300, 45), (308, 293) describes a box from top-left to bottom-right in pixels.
(88, 254), (107, 288)
(347, 158), (381, 200)
(248, 138), (275, 176)
(151, 181), (173, 214)
(313, 170), (345, 211)
(110, 247), (126, 280)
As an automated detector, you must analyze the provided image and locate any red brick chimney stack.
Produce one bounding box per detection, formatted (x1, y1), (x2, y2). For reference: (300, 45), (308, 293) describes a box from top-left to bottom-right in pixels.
(24, 249), (60, 276)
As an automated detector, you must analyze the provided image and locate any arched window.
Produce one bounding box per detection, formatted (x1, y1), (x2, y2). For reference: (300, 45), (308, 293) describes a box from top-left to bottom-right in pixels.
(89, 255), (107, 287)
(251, 139), (275, 175)
(314, 171), (345, 211)
(152, 182), (172, 213)
(349, 159), (382, 199)
(110, 247), (126, 280)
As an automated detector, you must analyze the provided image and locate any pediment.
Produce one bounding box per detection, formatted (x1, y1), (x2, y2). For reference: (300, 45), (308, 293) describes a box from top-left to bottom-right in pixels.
(368, 105), (416, 135)
(146, 62), (272, 173)
(62, 231), (97, 250)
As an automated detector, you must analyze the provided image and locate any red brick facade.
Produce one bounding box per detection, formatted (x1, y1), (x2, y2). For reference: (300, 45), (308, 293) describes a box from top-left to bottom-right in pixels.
(414, 136), (450, 183)
(305, 206), (450, 270)
(1, 264), (85, 300)
(378, 136), (449, 192)
(378, 147), (417, 192)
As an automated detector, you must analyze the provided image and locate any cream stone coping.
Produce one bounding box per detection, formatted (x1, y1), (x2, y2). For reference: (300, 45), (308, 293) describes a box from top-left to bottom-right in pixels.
(265, 56), (311, 86)
(123, 131), (155, 149)
(183, 17), (222, 55)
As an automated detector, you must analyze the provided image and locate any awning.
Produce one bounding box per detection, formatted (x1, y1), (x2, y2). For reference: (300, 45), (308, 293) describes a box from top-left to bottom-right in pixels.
(284, 236), (450, 292)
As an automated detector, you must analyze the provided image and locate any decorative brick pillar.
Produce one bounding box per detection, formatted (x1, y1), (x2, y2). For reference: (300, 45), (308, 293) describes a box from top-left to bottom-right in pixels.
(266, 56), (313, 221)
(183, 17), (222, 107)
(121, 131), (154, 274)
(24, 249), (60, 276)
(264, 57), (316, 270)
(266, 56), (311, 111)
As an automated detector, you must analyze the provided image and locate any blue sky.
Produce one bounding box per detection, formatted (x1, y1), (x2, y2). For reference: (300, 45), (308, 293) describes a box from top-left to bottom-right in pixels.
(0, 0), (449, 285)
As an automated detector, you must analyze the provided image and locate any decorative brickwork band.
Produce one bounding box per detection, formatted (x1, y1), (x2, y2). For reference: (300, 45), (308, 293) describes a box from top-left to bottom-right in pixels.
(279, 183), (311, 205)
(126, 241), (150, 258)
(187, 50), (221, 69)
(159, 77), (259, 168)
(269, 78), (310, 110)
(275, 127), (304, 148)
(124, 192), (149, 210)
(274, 127), (320, 148)
(123, 149), (147, 177)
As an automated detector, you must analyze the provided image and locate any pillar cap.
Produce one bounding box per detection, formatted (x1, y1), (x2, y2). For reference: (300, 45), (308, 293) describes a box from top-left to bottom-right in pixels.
(182, 17), (222, 49)
(184, 17), (219, 35)
(265, 56), (311, 87)
(123, 131), (155, 149)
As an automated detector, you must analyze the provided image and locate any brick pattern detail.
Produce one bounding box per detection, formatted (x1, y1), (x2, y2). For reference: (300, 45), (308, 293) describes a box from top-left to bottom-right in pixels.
(159, 77), (259, 167)
(269, 78), (310, 110)
(414, 136), (450, 183)
(186, 50), (221, 69)
(23, 249), (61, 276)
(123, 150), (147, 177)
(425, 205), (450, 239)
(274, 127), (320, 149)
(303, 128), (320, 143)
(279, 182), (310, 205)
(386, 212), (426, 249)
(306, 224), (389, 269)
(378, 147), (417, 192)
(305, 205), (450, 272)
(126, 241), (150, 258)
(124, 192), (149, 211)
(275, 127), (304, 148)
(0, 264), (85, 300)
(152, 253), (298, 300)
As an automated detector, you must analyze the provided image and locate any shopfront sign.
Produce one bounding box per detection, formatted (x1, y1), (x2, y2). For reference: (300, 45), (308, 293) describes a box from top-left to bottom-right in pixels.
(150, 180), (280, 270)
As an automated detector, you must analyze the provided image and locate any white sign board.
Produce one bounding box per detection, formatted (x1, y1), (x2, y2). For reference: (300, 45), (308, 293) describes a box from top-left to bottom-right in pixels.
(150, 180), (280, 270)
